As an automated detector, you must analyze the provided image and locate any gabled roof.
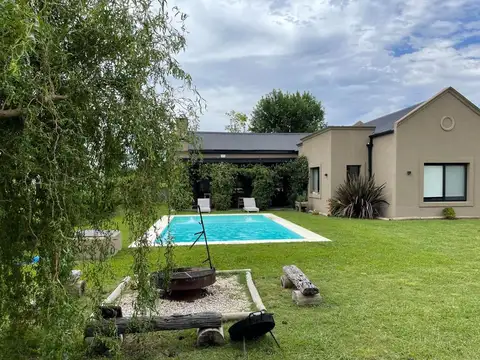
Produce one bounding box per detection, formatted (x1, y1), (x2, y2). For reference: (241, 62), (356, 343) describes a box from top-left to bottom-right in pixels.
(363, 102), (424, 136)
(190, 132), (310, 152)
(362, 87), (480, 137)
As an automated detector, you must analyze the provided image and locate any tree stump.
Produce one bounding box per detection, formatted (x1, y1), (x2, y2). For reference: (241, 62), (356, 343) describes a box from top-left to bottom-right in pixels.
(280, 275), (294, 289)
(282, 265), (319, 296)
(292, 290), (322, 306)
(196, 326), (225, 346)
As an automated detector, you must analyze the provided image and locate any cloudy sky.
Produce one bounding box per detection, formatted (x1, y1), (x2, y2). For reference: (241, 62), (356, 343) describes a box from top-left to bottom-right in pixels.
(172, 0), (480, 131)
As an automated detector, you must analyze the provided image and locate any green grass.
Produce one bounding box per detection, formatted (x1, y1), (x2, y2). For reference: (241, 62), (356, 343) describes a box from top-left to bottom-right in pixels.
(105, 211), (480, 360)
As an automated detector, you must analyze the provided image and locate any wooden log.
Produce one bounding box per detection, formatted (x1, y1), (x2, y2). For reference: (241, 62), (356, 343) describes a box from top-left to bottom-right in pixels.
(196, 326), (225, 346)
(222, 312), (251, 321)
(282, 265), (319, 296)
(246, 271), (266, 311)
(76, 280), (86, 296)
(280, 275), (294, 289)
(85, 312), (222, 337)
(292, 290), (322, 306)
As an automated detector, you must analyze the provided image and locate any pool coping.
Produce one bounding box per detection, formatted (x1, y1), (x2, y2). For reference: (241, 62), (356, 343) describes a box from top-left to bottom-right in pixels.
(128, 213), (330, 248)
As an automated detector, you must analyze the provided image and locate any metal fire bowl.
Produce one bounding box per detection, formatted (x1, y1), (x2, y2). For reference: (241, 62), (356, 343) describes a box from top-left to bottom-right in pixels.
(151, 267), (216, 292)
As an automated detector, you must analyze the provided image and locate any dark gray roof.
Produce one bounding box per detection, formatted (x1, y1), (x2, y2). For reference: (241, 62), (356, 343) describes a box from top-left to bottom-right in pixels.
(190, 132), (309, 152)
(363, 102), (424, 135)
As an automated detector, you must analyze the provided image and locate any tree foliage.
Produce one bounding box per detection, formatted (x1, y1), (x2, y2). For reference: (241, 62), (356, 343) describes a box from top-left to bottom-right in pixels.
(0, 0), (200, 357)
(201, 163), (237, 210)
(275, 156), (309, 205)
(225, 110), (249, 133)
(249, 89), (326, 133)
(250, 166), (275, 210)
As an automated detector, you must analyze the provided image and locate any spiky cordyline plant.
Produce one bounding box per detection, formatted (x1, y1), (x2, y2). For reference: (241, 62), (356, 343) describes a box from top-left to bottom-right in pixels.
(329, 175), (388, 219)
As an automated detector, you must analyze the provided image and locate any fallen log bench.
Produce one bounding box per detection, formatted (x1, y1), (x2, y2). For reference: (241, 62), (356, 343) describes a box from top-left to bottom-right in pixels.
(281, 265), (322, 306)
(85, 312), (223, 337)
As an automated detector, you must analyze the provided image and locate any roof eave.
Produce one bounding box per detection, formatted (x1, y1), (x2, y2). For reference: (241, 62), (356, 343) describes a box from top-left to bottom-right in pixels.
(300, 126), (376, 142)
(370, 129), (394, 138)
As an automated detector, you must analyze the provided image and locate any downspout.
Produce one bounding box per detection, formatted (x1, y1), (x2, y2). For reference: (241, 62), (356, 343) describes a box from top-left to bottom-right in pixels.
(367, 136), (373, 179)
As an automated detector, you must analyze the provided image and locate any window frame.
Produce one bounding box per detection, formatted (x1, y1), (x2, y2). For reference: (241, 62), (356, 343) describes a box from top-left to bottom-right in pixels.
(346, 165), (361, 179)
(310, 167), (320, 193)
(423, 163), (468, 202)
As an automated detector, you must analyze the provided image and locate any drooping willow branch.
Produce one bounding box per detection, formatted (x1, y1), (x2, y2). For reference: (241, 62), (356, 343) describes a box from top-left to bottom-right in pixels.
(0, 95), (68, 119)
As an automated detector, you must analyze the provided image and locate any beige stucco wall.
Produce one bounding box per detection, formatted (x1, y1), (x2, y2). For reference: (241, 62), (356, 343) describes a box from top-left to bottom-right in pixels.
(395, 90), (480, 218)
(300, 127), (374, 214)
(372, 133), (396, 218)
(330, 128), (371, 190)
(299, 131), (332, 213)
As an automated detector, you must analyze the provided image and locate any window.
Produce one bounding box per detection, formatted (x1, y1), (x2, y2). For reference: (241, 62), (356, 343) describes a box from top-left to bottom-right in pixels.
(423, 164), (467, 202)
(310, 167), (320, 193)
(346, 165), (361, 179)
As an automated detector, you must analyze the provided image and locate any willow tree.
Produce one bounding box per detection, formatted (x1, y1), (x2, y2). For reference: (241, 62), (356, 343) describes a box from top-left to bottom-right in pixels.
(0, 0), (200, 357)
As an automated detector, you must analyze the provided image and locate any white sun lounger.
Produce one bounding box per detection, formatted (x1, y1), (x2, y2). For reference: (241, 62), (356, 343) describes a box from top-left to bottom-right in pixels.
(197, 198), (211, 213)
(243, 198), (260, 212)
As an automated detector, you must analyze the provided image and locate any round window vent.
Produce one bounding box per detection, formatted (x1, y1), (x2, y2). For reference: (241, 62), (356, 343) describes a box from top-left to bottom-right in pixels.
(440, 116), (455, 131)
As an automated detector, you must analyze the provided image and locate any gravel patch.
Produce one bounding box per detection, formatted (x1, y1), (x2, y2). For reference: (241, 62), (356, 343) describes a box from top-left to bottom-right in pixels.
(117, 275), (253, 317)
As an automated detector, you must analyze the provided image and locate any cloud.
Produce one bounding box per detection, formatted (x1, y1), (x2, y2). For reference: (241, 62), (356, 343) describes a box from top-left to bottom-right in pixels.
(171, 0), (480, 130)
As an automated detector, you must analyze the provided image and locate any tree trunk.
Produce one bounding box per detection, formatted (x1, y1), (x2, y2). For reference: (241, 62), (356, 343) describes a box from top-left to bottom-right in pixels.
(85, 312), (222, 337)
(282, 265), (319, 296)
(197, 326), (225, 346)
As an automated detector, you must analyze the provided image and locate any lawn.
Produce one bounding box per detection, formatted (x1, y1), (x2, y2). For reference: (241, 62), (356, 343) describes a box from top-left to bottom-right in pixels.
(105, 211), (480, 360)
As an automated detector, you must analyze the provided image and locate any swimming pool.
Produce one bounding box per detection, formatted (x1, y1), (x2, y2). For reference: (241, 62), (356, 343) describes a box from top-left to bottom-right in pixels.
(131, 213), (330, 246)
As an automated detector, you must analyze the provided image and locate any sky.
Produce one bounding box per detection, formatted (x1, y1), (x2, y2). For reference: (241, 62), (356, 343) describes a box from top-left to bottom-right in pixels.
(172, 0), (480, 131)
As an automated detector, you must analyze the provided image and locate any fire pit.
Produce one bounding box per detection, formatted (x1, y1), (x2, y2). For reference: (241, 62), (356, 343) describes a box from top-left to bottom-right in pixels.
(151, 267), (216, 292)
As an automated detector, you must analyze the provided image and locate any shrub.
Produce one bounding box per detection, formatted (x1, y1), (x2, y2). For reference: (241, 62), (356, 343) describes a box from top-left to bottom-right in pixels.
(329, 175), (388, 219)
(203, 163), (236, 210)
(274, 156), (309, 207)
(251, 166), (275, 210)
(443, 207), (456, 220)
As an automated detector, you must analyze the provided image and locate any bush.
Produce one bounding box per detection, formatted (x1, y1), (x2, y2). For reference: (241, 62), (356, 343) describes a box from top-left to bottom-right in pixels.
(250, 166), (275, 210)
(203, 163), (236, 210)
(443, 207), (456, 220)
(274, 156), (309, 207)
(329, 175), (388, 219)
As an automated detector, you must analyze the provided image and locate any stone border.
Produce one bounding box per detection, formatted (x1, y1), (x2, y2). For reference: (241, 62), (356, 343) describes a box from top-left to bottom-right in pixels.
(128, 213), (331, 248)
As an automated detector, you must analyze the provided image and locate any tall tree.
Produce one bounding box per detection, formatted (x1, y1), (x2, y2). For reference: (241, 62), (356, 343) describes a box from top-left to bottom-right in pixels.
(0, 0), (200, 357)
(249, 90), (326, 133)
(225, 110), (249, 132)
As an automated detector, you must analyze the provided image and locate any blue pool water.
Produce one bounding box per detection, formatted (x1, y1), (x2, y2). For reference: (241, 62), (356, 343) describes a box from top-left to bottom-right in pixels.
(156, 215), (304, 244)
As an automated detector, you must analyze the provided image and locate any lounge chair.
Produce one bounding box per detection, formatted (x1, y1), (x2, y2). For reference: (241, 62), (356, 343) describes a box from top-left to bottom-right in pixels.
(197, 198), (211, 213)
(243, 198), (260, 212)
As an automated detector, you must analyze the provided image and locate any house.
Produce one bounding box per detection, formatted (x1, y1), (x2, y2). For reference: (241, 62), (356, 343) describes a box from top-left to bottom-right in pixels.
(181, 132), (309, 206)
(299, 87), (480, 219)
(180, 131), (308, 164)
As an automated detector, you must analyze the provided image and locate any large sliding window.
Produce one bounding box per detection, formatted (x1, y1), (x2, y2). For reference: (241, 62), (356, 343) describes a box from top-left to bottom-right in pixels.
(423, 163), (467, 202)
(310, 167), (320, 193)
